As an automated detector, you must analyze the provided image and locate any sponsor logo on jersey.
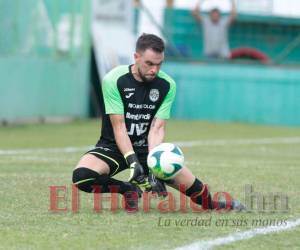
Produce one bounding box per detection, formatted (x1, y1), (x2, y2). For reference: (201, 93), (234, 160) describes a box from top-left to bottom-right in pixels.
(149, 89), (159, 102)
(128, 103), (155, 110)
(128, 122), (149, 136)
(125, 93), (134, 99)
(124, 88), (135, 92)
(126, 112), (151, 121)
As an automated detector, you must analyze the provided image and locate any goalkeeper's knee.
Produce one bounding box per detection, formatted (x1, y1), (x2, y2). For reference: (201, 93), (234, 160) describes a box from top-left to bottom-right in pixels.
(72, 167), (103, 193)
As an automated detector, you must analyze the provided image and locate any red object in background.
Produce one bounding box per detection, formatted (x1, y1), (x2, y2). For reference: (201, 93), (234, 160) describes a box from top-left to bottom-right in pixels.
(230, 47), (270, 64)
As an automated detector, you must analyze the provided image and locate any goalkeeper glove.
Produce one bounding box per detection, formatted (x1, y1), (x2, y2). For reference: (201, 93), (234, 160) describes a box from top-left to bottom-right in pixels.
(146, 173), (168, 197)
(125, 151), (150, 189)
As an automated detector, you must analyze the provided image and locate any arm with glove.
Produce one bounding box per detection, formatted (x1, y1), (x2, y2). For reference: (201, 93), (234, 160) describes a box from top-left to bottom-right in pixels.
(110, 114), (148, 187)
(146, 117), (168, 197)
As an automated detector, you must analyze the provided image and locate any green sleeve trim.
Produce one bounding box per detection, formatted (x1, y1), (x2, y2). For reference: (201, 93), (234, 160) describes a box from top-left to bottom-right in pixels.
(102, 65), (129, 114)
(155, 70), (176, 119)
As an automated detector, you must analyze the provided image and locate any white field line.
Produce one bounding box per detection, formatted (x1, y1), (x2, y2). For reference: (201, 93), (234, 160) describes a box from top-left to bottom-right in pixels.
(0, 146), (92, 156)
(174, 137), (300, 147)
(0, 137), (300, 156)
(0, 155), (70, 162)
(175, 218), (300, 250)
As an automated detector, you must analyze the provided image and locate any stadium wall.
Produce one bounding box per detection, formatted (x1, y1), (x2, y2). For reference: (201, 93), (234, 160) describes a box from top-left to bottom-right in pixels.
(0, 56), (90, 121)
(0, 0), (91, 122)
(164, 62), (300, 126)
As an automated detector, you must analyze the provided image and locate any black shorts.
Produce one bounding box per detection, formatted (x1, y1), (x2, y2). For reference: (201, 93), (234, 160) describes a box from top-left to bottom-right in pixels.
(85, 146), (149, 177)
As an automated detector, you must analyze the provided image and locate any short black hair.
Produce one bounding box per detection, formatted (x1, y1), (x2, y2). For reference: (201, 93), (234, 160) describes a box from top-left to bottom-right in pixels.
(136, 33), (165, 53)
(210, 8), (220, 14)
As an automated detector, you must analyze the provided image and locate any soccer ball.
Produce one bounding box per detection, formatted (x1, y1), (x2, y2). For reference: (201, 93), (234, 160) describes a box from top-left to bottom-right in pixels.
(147, 143), (184, 180)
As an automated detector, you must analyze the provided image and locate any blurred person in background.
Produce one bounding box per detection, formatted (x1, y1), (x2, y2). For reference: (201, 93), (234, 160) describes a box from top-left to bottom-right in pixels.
(192, 0), (237, 59)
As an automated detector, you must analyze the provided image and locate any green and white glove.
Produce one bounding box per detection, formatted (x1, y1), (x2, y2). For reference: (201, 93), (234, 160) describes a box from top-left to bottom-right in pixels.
(125, 151), (150, 189)
(146, 173), (168, 197)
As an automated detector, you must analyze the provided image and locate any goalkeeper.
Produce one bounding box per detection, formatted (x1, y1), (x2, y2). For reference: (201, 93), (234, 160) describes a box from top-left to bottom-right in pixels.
(72, 33), (245, 212)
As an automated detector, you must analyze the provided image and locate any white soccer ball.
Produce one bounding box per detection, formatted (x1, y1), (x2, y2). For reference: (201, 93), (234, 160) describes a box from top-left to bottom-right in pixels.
(147, 143), (184, 180)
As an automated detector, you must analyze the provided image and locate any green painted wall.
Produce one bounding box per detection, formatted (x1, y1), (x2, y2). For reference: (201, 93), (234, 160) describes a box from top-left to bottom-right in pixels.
(0, 0), (91, 122)
(163, 62), (300, 126)
(0, 56), (90, 120)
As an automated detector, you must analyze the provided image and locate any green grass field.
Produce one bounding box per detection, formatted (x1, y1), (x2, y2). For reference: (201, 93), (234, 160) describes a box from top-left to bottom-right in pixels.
(1, 120), (300, 250)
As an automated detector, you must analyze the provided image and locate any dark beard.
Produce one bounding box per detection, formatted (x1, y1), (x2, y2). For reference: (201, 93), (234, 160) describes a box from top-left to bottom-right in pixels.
(138, 68), (154, 83)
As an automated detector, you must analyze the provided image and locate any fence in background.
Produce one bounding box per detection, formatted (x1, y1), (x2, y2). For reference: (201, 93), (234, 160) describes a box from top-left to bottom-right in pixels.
(1, 1), (300, 126)
(164, 9), (300, 64)
(161, 8), (300, 126)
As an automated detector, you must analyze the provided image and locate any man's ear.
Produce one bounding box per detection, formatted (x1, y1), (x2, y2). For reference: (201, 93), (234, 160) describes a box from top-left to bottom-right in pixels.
(134, 52), (139, 61)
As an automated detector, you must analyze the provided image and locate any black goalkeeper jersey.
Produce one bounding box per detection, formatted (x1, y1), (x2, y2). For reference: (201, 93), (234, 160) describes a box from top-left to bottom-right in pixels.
(96, 65), (176, 154)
